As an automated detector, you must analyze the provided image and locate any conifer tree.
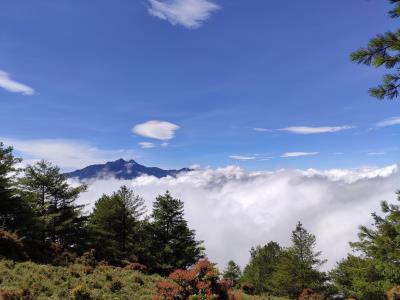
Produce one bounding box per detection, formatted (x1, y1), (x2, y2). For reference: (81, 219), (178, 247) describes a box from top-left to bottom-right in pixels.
(351, 0), (400, 100)
(223, 260), (242, 286)
(271, 222), (326, 299)
(18, 160), (86, 249)
(150, 191), (204, 275)
(0, 142), (23, 229)
(88, 185), (146, 264)
(241, 241), (282, 294)
(350, 190), (400, 284)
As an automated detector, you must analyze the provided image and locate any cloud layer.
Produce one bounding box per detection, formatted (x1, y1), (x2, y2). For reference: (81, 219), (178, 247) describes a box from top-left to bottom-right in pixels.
(148, 0), (220, 29)
(132, 120), (180, 141)
(0, 70), (35, 95)
(72, 164), (400, 271)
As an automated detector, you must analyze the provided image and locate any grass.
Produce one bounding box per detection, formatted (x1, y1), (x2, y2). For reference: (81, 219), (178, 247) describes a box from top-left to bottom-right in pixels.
(0, 259), (162, 299)
(0, 259), (288, 300)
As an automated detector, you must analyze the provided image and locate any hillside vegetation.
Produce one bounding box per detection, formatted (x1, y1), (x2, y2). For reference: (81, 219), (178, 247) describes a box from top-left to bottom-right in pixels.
(0, 259), (285, 300)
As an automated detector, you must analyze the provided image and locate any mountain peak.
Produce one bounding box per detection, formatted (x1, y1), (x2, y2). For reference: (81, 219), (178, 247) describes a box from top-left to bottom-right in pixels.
(65, 159), (189, 180)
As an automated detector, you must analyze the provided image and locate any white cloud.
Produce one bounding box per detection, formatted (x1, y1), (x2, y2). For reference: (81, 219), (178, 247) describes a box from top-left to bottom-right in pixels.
(72, 164), (400, 271)
(281, 152), (320, 158)
(132, 120), (180, 141)
(280, 126), (353, 134)
(229, 155), (256, 161)
(1, 138), (136, 171)
(147, 0), (220, 29)
(376, 117), (400, 127)
(161, 142), (169, 147)
(139, 142), (155, 149)
(253, 127), (271, 132)
(0, 70), (35, 95)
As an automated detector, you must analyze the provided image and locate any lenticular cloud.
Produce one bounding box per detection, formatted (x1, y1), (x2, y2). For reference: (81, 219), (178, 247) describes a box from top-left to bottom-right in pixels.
(71, 164), (400, 270)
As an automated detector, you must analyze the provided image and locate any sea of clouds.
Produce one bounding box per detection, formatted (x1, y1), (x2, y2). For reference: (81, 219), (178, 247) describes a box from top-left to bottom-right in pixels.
(70, 164), (400, 271)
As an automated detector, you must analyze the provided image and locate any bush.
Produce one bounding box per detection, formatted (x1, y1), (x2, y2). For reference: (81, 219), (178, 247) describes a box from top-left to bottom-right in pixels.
(298, 288), (323, 300)
(0, 229), (27, 261)
(241, 283), (254, 295)
(71, 284), (92, 300)
(153, 258), (234, 300)
(125, 262), (148, 273)
(110, 278), (123, 292)
(76, 249), (97, 268)
(388, 286), (400, 300)
(0, 288), (33, 300)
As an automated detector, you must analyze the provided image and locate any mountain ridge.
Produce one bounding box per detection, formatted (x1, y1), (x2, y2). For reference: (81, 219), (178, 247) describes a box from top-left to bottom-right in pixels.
(65, 158), (191, 180)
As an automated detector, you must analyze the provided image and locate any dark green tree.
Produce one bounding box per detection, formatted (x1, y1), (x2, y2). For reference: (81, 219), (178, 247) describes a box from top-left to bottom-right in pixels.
(331, 255), (388, 300)
(241, 241), (282, 294)
(88, 185), (146, 264)
(350, 190), (400, 284)
(150, 191), (204, 275)
(18, 160), (87, 249)
(0, 142), (23, 229)
(271, 223), (326, 299)
(351, 0), (400, 100)
(223, 260), (242, 286)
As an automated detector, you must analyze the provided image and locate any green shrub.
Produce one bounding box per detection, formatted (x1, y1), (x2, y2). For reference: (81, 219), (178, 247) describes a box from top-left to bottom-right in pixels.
(71, 284), (92, 300)
(110, 278), (123, 292)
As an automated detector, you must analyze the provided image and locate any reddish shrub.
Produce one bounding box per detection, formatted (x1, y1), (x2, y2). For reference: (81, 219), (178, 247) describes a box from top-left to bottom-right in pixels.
(298, 288), (323, 300)
(0, 288), (32, 300)
(388, 286), (400, 300)
(125, 262), (148, 273)
(154, 258), (235, 300)
(241, 283), (254, 295)
(153, 281), (182, 300)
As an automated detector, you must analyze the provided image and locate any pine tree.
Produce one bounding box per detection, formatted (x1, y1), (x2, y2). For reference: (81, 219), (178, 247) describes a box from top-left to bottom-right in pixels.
(271, 222), (326, 299)
(241, 241), (282, 294)
(223, 260), (242, 286)
(18, 160), (86, 249)
(350, 190), (400, 284)
(351, 0), (400, 100)
(150, 191), (204, 275)
(88, 185), (146, 264)
(0, 142), (23, 229)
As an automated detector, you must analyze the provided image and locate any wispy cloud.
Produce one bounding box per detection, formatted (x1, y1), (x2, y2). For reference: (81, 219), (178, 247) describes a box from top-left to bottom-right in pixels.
(376, 117), (400, 128)
(368, 152), (385, 156)
(229, 155), (256, 161)
(139, 142), (155, 149)
(280, 126), (353, 134)
(132, 120), (180, 141)
(253, 127), (271, 132)
(281, 152), (320, 158)
(0, 70), (35, 95)
(1, 138), (136, 171)
(147, 0), (220, 29)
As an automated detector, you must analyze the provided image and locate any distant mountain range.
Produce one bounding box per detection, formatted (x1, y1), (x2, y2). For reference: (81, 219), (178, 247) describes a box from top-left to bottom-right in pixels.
(65, 158), (191, 180)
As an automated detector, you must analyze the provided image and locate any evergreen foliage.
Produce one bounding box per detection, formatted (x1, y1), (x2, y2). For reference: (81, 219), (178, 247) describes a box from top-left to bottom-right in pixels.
(18, 160), (87, 254)
(150, 191), (204, 275)
(223, 260), (242, 287)
(241, 241), (282, 294)
(88, 185), (146, 264)
(351, 0), (400, 100)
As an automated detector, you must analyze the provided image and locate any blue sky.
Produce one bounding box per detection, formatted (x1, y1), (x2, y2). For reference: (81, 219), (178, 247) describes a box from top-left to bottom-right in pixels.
(1, 0), (399, 171)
